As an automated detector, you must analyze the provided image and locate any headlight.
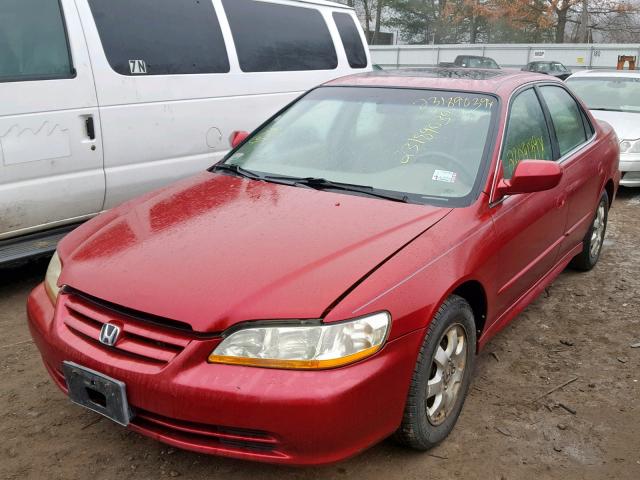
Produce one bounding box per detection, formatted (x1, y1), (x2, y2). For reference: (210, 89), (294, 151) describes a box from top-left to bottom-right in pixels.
(44, 251), (62, 304)
(208, 312), (391, 370)
(620, 139), (640, 154)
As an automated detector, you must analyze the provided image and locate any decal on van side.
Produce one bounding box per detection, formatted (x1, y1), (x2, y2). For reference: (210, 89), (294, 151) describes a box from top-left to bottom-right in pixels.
(129, 60), (148, 74)
(0, 122), (71, 165)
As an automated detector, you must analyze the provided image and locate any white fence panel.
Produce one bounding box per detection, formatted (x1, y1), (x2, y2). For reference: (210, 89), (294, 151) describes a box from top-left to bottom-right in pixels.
(370, 44), (640, 71)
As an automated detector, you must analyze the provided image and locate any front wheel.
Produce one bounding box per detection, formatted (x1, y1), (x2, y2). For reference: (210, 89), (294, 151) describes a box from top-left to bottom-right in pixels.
(394, 295), (476, 450)
(570, 191), (609, 271)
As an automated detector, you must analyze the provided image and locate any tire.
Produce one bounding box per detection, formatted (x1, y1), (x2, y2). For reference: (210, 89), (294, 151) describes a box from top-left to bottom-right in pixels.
(570, 191), (609, 271)
(394, 295), (476, 450)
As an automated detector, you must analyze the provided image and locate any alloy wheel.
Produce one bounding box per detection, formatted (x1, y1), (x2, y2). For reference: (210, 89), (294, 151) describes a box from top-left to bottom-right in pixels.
(426, 324), (468, 426)
(590, 201), (606, 261)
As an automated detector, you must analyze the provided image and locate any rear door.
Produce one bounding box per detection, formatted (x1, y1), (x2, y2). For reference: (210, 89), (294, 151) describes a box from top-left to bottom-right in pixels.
(490, 87), (568, 317)
(0, 0), (104, 239)
(537, 85), (600, 258)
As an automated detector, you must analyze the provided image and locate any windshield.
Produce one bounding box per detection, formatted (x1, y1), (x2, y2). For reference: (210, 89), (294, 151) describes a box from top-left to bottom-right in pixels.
(566, 77), (640, 113)
(224, 87), (498, 205)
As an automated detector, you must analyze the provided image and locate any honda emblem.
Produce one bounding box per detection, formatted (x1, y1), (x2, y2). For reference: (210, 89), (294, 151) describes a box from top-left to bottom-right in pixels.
(99, 323), (121, 347)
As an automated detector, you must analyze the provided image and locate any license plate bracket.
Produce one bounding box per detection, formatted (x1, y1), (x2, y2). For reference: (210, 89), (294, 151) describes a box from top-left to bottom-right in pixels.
(62, 361), (132, 426)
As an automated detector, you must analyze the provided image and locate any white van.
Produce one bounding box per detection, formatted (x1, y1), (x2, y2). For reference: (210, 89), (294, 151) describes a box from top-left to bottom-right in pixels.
(0, 0), (371, 263)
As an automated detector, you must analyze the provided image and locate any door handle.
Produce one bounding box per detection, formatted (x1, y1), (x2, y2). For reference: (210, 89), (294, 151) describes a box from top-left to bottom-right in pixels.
(85, 116), (96, 140)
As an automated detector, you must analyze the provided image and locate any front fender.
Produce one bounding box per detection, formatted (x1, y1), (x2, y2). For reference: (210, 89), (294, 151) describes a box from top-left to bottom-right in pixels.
(325, 203), (498, 344)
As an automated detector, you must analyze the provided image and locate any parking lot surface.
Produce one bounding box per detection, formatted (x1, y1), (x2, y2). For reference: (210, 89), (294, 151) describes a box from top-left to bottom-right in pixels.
(1, 189), (639, 480)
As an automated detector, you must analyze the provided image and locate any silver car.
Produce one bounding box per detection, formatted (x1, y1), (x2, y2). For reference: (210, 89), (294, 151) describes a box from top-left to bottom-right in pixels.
(567, 70), (640, 187)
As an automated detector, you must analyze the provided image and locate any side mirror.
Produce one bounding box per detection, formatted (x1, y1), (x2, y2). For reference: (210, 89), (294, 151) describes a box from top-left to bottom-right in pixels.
(230, 130), (249, 149)
(496, 160), (563, 199)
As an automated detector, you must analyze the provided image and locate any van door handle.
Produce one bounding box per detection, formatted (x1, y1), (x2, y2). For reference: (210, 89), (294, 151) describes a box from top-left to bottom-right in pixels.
(85, 116), (96, 140)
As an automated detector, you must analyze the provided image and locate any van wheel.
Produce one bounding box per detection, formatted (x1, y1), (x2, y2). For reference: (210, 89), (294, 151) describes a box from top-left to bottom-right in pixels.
(394, 295), (476, 450)
(570, 191), (609, 271)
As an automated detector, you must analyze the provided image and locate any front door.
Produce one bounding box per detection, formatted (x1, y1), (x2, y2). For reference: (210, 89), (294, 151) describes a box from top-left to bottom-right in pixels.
(489, 87), (568, 318)
(0, 0), (104, 239)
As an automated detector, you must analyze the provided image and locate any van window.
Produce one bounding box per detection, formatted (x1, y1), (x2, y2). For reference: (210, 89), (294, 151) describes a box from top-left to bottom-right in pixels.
(0, 0), (73, 82)
(222, 0), (337, 72)
(332, 13), (367, 69)
(88, 0), (229, 76)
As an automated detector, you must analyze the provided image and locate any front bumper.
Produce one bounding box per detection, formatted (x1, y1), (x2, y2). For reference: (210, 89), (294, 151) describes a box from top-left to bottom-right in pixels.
(620, 153), (640, 187)
(27, 284), (423, 465)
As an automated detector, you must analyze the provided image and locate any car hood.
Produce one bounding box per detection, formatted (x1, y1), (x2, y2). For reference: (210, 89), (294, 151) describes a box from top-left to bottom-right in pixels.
(60, 173), (451, 333)
(590, 110), (640, 141)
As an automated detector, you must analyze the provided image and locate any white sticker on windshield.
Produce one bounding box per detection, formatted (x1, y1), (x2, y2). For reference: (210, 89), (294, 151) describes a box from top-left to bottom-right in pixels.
(432, 169), (457, 183)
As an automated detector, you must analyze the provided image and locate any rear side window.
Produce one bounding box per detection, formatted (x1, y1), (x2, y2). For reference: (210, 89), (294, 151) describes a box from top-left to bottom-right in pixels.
(501, 89), (553, 179)
(0, 0), (73, 82)
(223, 0), (337, 72)
(88, 0), (229, 75)
(539, 86), (588, 157)
(581, 109), (595, 137)
(333, 13), (367, 69)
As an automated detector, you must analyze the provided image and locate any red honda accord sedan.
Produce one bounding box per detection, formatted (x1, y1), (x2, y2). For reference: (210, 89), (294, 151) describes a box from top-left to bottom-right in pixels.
(28, 68), (620, 465)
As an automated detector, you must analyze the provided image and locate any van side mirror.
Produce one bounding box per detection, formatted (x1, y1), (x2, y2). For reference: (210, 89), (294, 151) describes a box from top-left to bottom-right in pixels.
(496, 160), (563, 199)
(231, 131), (249, 149)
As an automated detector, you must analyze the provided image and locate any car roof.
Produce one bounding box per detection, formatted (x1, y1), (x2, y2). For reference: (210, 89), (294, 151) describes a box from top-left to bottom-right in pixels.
(569, 69), (640, 78)
(458, 55), (498, 61)
(324, 68), (557, 95)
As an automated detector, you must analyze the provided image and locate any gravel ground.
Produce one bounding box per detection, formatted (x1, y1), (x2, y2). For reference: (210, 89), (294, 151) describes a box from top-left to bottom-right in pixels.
(1, 188), (639, 480)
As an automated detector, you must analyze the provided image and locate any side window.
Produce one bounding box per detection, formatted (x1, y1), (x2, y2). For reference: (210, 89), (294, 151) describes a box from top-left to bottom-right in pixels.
(540, 86), (589, 157)
(332, 12), (368, 69)
(88, 0), (229, 75)
(501, 89), (553, 179)
(0, 0), (73, 82)
(223, 0), (337, 72)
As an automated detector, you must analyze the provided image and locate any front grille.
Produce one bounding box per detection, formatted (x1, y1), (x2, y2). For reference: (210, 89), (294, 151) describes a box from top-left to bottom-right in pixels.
(130, 409), (285, 458)
(61, 292), (192, 366)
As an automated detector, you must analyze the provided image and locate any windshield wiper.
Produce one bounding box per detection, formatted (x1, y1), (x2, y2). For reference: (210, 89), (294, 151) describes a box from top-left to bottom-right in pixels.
(212, 163), (263, 180)
(213, 168), (410, 202)
(286, 177), (410, 203)
(212, 164), (301, 186)
(589, 107), (625, 112)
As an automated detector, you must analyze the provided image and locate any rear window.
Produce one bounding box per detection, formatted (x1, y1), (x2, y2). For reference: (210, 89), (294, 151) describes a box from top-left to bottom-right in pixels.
(222, 0), (337, 72)
(0, 0), (73, 82)
(88, 0), (229, 76)
(468, 57), (499, 69)
(333, 12), (367, 69)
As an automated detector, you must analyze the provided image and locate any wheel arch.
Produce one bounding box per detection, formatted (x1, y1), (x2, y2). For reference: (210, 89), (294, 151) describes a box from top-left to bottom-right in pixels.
(451, 280), (488, 341)
(604, 179), (615, 209)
